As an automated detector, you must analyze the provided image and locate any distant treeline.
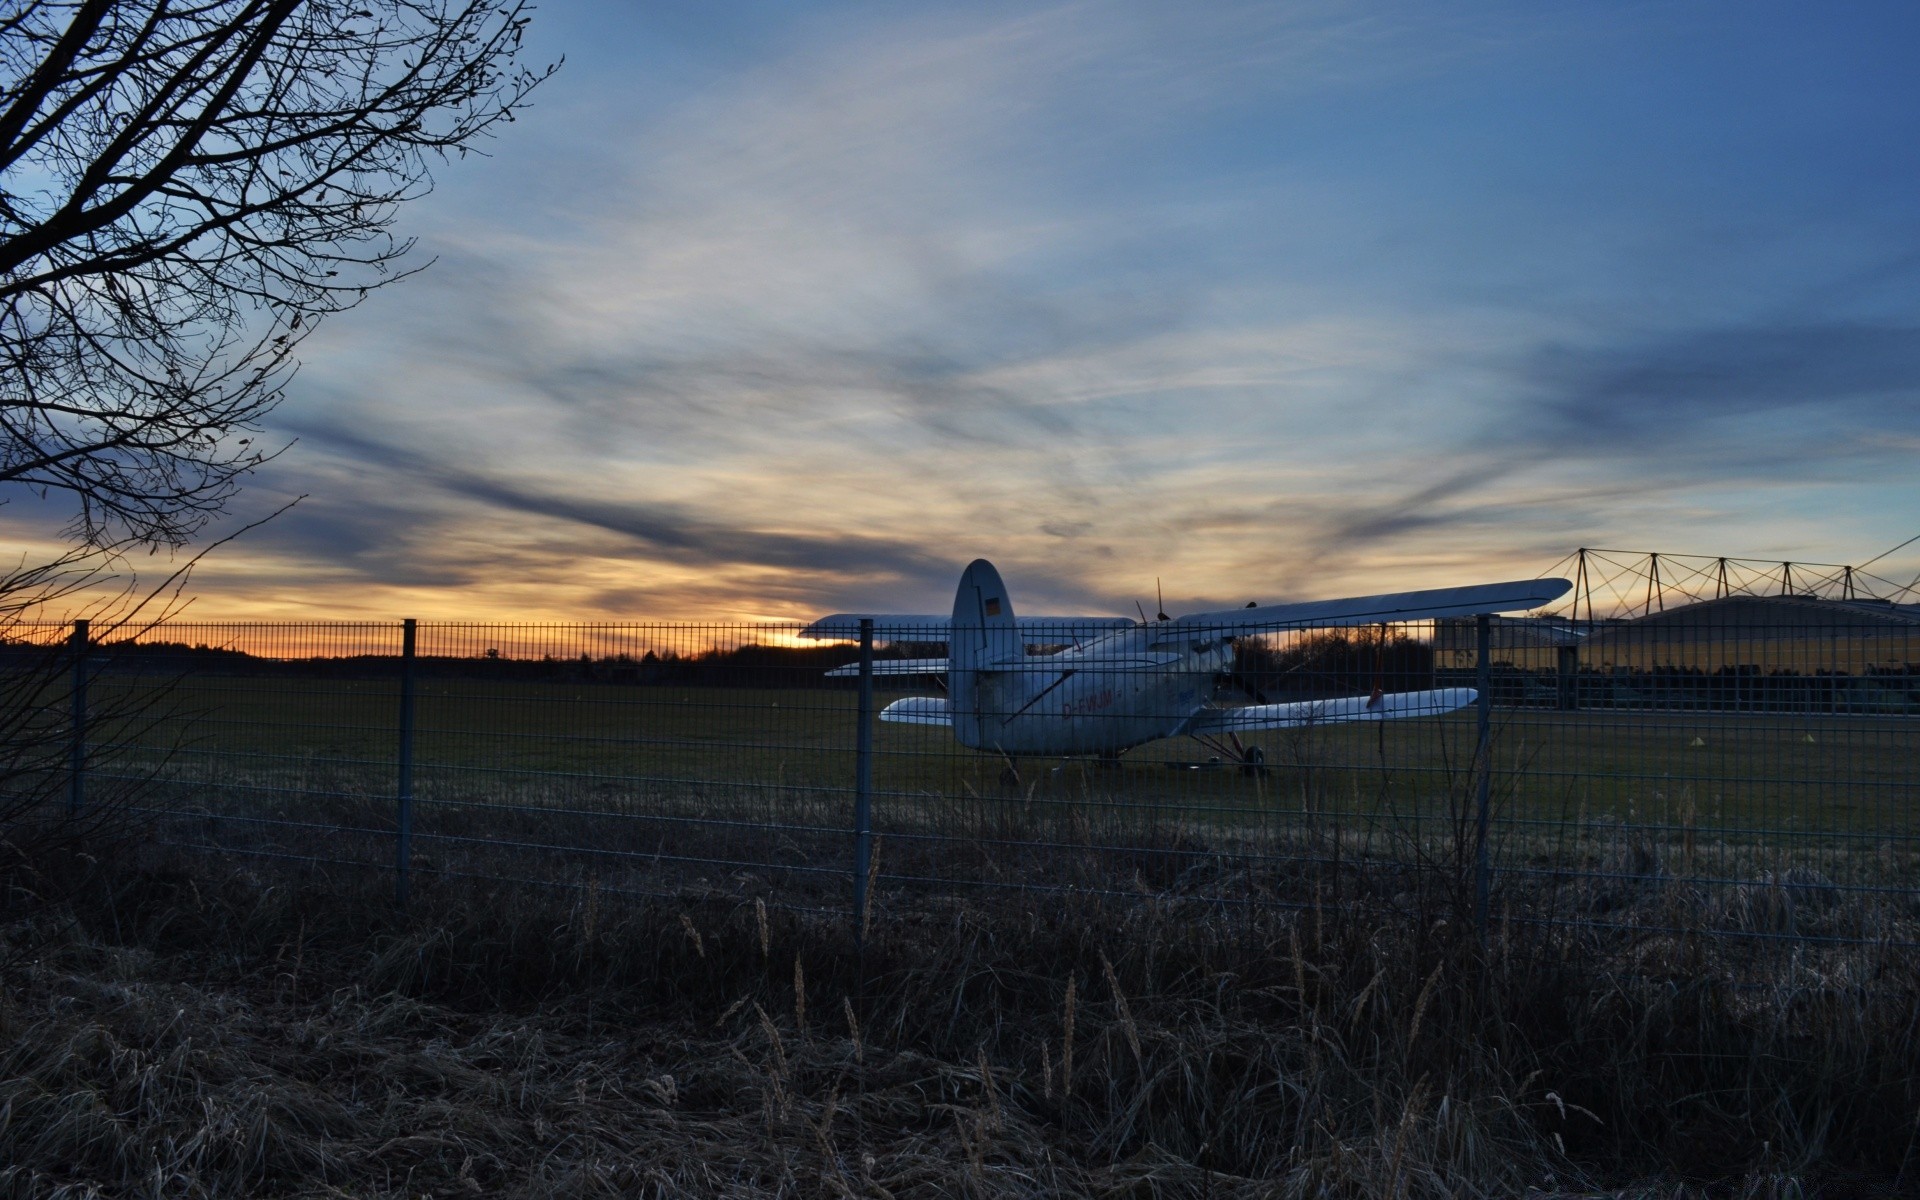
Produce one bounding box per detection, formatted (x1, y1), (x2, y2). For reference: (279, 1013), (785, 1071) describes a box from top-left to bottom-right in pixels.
(2, 638), (913, 689)
(1223, 630), (1920, 712)
(1438, 660), (1920, 713)
(10, 631), (1920, 711)
(1236, 629), (1437, 697)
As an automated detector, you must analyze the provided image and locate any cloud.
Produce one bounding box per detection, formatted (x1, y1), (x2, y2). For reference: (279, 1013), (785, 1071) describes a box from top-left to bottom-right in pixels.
(272, 414), (949, 581)
(1251, 315), (1920, 585)
(1524, 323), (1920, 446)
(127, 1), (1920, 619)
(256, 308), (1920, 616)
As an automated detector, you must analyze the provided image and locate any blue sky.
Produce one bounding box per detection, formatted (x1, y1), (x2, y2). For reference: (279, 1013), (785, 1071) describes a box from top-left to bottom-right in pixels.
(102, 0), (1920, 620)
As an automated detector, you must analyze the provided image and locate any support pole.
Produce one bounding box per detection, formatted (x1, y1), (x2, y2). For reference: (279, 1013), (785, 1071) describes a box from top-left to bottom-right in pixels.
(853, 619), (876, 945)
(1474, 613), (1493, 938)
(68, 619), (88, 817)
(396, 619), (417, 909)
(1574, 548), (1591, 625)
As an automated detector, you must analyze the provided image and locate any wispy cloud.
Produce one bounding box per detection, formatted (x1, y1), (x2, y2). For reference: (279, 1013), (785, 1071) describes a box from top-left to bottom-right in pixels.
(119, 0), (1920, 619)
(1523, 323), (1920, 450)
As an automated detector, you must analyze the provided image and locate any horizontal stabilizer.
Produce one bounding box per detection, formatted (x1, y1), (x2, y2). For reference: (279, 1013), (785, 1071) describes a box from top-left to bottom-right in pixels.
(825, 657), (948, 678)
(1173, 578), (1571, 635)
(1182, 687), (1477, 734)
(878, 696), (951, 726)
(800, 615), (1134, 641)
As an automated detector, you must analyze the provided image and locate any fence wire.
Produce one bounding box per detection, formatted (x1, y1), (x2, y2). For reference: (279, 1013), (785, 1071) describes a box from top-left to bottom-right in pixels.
(18, 606), (1917, 950)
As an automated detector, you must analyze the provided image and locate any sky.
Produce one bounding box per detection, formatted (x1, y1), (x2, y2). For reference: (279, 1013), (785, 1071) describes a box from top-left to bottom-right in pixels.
(21, 0), (1920, 623)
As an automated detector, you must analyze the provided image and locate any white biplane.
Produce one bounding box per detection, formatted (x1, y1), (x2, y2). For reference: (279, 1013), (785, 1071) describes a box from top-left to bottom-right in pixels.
(803, 559), (1571, 771)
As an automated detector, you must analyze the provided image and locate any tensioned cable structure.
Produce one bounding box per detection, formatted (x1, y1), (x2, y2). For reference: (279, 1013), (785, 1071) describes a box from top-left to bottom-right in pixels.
(1537, 545), (1920, 623)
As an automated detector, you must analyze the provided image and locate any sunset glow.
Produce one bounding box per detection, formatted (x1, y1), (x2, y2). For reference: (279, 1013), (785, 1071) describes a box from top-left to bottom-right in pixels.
(10, 1), (1920, 623)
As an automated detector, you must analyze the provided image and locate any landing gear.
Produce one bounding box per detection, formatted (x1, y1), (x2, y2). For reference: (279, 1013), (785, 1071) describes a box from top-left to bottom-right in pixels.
(998, 753), (1023, 790)
(1240, 744), (1268, 777)
(1188, 730), (1270, 777)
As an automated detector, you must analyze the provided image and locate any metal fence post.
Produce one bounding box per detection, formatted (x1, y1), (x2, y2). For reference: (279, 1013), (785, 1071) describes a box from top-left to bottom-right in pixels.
(1474, 612), (1492, 937)
(852, 618), (875, 943)
(396, 618), (417, 909)
(1556, 643), (1579, 711)
(68, 618), (88, 817)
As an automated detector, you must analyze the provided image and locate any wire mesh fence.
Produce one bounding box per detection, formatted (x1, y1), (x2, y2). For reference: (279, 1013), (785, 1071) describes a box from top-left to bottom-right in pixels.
(16, 603), (1919, 951)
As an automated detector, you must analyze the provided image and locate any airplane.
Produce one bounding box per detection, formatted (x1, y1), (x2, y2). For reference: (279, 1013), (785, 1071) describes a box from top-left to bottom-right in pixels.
(802, 559), (1572, 772)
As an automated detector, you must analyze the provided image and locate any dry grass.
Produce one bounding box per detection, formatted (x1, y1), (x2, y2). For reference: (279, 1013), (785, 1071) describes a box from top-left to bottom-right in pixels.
(0, 845), (1914, 1199)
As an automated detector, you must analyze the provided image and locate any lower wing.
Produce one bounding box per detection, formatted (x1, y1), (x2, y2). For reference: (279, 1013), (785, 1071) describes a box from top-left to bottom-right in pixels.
(876, 689), (1472, 736)
(825, 658), (948, 678)
(877, 696), (951, 726)
(1181, 687), (1477, 734)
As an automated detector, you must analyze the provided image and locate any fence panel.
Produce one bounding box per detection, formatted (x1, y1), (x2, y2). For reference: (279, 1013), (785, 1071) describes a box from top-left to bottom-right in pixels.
(78, 622), (407, 875)
(1447, 609), (1919, 953)
(23, 607), (1913, 954)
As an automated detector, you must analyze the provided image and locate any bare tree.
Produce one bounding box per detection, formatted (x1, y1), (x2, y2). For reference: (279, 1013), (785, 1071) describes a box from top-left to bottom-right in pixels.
(0, 0), (554, 550)
(0, 3), (551, 909)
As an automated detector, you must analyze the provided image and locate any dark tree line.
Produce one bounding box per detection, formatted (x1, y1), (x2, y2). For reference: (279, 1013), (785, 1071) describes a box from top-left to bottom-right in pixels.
(1234, 628), (1436, 698)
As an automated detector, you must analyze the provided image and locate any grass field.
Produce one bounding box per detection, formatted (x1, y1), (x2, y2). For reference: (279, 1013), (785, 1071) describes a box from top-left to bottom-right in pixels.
(5, 669), (1918, 1195)
(98, 674), (1918, 811)
(62, 672), (1916, 928)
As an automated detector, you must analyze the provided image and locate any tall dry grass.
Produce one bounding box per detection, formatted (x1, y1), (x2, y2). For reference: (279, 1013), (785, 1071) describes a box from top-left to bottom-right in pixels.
(0, 843), (1914, 1199)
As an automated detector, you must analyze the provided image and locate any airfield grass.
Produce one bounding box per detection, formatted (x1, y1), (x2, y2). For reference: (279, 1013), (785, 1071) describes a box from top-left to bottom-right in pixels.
(4, 671), (1918, 1195)
(56, 672), (1917, 928)
(96, 673), (1918, 823)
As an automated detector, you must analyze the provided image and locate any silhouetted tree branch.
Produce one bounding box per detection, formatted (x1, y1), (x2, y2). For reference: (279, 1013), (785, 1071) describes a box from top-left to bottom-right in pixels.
(0, 0), (554, 547)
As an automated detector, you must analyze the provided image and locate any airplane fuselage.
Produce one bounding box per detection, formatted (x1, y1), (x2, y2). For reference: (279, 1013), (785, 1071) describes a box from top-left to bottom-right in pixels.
(958, 624), (1235, 756)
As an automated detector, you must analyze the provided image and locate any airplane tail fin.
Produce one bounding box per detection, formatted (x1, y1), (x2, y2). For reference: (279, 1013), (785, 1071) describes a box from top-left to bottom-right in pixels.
(948, 559), (1021, 748)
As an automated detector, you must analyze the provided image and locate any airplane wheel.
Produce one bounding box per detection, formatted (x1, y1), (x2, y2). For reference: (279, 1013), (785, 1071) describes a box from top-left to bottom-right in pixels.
(1240, 745), (1269, 777)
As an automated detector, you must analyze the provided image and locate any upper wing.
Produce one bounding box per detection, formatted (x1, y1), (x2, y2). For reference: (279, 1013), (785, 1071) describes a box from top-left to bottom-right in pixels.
(804, 578), (1569, 640)
(800, 615), (1134, 641)
(1182, 687), (1476, 734)
(1171, 578), (1571, 636)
